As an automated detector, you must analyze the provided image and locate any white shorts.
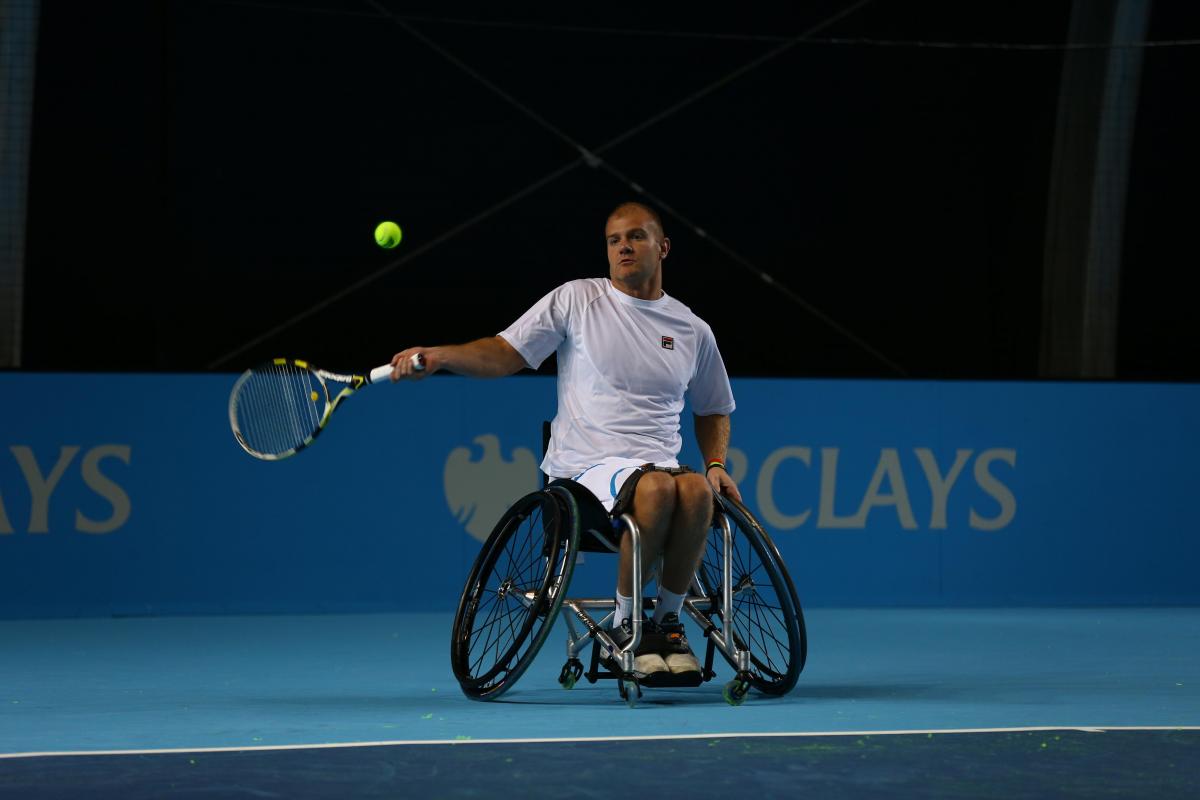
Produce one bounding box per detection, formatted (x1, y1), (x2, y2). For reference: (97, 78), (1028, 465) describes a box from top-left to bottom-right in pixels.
(552, 457), (678, 512)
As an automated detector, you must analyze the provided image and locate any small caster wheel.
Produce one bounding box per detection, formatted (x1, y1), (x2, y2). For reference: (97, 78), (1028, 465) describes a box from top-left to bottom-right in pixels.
(723, 678), (750, 706)
(618, 676), (641, 708)
(558, 658), (584, 690)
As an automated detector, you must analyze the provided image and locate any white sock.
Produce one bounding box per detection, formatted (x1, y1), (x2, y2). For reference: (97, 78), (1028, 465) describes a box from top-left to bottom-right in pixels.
(653, 588), (685, 623)
(614, 591), (633, 627)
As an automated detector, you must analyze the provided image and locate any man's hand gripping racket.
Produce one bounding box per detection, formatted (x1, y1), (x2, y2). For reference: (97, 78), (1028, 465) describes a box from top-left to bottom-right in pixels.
(229, 353), (425, 460)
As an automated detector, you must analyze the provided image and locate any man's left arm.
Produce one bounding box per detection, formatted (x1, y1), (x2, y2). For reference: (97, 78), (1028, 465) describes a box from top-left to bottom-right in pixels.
(694, 413), (742, 502)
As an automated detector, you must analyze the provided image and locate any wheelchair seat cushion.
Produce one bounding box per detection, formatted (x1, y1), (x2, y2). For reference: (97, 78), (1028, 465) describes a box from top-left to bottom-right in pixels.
(546, 479), (622, 552)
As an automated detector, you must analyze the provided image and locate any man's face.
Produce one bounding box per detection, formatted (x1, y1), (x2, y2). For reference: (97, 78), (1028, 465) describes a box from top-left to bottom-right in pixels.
(605, 209), (669, 286)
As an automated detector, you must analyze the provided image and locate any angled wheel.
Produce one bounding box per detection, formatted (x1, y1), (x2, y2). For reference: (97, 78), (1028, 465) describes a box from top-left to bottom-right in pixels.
(618, 676), (641, 708)
(723, 677), (751, 706)
(696, 494), (806, 696)
(451, 485), (580, 700)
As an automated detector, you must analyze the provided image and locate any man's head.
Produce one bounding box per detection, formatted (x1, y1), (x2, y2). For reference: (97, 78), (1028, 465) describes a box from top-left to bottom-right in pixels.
(605, 202), (670, 297)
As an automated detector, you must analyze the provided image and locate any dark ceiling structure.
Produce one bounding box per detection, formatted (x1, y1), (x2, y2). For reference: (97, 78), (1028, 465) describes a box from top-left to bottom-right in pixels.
(19, 1), (1200, 379)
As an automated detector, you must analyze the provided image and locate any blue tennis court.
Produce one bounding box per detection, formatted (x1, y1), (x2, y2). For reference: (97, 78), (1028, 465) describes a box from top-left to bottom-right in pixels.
(3, 608), (1197, 797)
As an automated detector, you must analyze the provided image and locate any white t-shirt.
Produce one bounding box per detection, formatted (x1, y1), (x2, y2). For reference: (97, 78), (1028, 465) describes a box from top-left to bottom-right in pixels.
(498, 278), (736, 477)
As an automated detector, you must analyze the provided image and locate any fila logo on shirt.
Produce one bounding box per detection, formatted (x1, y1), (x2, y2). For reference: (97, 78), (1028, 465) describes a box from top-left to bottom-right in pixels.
(661, 336), (674, 350)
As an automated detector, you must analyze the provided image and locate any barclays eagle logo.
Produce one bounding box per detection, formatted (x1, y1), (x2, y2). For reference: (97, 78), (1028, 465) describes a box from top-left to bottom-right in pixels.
(443, 434), (540, 542)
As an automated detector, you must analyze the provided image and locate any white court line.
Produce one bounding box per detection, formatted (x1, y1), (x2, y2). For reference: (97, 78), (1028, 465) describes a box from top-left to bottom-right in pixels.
(2, 726), (1198, 760)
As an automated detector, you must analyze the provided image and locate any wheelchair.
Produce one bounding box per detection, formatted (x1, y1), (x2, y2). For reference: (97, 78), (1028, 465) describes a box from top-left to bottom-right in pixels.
(450, 445), (807, 708)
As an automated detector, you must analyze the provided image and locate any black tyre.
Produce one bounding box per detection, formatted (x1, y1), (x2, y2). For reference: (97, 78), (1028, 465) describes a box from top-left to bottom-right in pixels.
(451, 486), (580, 700)
(696, 494), (806, 695)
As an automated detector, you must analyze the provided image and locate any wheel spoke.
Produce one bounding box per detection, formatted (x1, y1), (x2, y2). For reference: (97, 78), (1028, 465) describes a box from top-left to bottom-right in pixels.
(695, 503), (803, 695)
(451, 490), (580, 699)
(469, 592), (520, 674)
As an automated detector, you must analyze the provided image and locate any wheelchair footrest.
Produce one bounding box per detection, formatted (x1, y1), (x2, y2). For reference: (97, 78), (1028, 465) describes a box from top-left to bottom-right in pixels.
(639, 671), (705, 689)
(591, 649), (707, 688)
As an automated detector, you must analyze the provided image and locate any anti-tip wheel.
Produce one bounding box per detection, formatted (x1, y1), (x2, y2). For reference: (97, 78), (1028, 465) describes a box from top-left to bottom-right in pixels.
(723, 679), (750, 706)
(619, 677), (641, 708)
(559, 659), (584, 690)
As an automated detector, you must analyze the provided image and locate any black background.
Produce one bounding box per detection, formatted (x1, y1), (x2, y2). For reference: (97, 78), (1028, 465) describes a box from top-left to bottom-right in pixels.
(20, 1), (1200, 378)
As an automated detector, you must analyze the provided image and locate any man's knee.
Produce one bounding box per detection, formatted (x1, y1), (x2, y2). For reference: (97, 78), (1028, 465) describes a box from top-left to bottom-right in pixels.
(633, 470), (677, 514)
(674, 473), (713, 523)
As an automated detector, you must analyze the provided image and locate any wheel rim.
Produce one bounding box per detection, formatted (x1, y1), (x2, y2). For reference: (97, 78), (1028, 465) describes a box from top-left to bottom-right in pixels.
(453, 493), (561, 692)
(698, 506), (803, 694)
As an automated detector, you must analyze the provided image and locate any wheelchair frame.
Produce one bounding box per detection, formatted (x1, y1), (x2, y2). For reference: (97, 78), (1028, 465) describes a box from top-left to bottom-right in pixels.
(554, 498), (753, 704)
(450, 476), (806, 707)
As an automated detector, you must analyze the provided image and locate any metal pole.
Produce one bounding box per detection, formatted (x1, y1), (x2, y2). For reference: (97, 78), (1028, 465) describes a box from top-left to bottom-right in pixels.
(1040, 0), (1152, 378)
(0, 0), (41, 367)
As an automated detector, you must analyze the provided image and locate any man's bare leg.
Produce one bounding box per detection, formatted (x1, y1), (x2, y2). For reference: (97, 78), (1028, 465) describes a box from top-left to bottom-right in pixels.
(611, 470), (713, 676)
(650, 472), (712, 674)
(659, 473), (714, 594)
(616, 471), (676, 597)
(611, 471), (676, 677)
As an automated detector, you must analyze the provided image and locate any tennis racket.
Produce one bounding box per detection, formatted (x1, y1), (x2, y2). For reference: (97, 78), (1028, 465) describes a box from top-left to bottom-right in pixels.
(229, 354), (423, 460)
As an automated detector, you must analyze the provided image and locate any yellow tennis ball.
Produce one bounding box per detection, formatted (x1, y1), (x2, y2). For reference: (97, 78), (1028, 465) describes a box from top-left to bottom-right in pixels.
(310, 390), (319, 402)
(374, 221), (403, 249)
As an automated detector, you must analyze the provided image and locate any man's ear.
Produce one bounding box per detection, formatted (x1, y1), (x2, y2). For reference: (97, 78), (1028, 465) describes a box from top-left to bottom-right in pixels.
(660, 236), (671, 260)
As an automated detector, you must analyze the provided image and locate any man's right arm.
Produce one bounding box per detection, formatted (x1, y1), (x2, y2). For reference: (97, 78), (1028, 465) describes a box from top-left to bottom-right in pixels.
(389, 336), (527, 381)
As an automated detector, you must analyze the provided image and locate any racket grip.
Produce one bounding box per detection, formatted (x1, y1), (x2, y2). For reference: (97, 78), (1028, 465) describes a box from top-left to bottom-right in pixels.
(369, 354), (425, 384)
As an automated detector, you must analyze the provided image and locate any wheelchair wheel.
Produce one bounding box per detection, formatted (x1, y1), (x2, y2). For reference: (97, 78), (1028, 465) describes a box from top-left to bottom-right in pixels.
(451, 485), (580, 701)
(697, 494), (806, 696)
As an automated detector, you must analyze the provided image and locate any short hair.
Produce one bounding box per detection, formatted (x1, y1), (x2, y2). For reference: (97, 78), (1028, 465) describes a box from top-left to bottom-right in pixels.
(607, 201), (666, 238)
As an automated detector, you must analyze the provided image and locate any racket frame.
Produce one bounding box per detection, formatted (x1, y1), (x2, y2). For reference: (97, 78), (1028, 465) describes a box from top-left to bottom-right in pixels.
(229, 358), (367, 461)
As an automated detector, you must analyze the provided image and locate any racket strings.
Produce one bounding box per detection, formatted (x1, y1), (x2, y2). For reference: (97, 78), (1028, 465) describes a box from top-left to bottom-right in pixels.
(234, 362), (325, 457)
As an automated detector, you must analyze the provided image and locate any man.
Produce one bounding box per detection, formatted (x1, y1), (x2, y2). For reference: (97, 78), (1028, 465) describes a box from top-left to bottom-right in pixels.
(389, 202), (740, 678)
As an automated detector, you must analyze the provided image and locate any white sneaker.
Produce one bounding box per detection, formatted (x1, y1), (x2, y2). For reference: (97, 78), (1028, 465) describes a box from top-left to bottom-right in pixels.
(657, 613), (701, 675)
(610, 617), (669, 677)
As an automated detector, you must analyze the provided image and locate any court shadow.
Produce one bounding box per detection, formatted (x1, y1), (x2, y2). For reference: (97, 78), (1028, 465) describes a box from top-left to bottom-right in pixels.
(245, 695), (453, 711)
(491, 686), (737, 708)
(796, 683), (969, 701)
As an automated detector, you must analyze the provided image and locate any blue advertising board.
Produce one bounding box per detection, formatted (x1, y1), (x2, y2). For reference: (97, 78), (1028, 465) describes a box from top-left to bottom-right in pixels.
(1, 373), (1196, 617)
